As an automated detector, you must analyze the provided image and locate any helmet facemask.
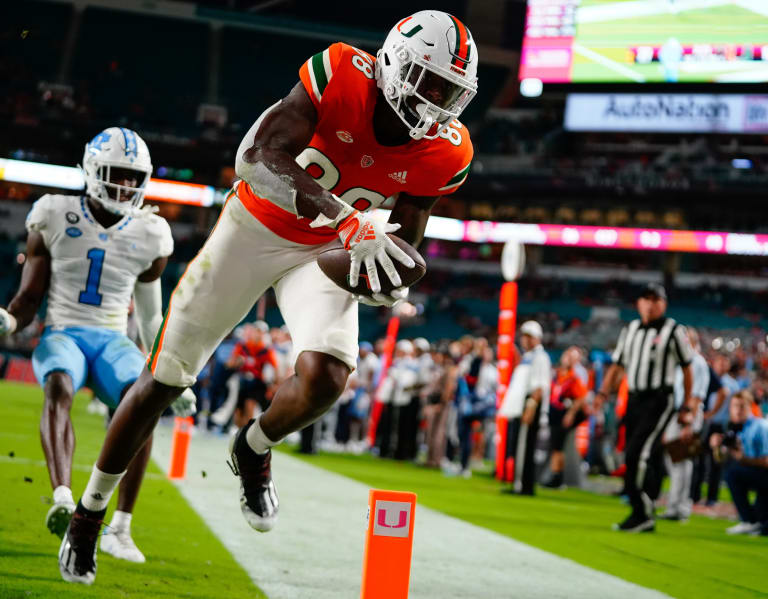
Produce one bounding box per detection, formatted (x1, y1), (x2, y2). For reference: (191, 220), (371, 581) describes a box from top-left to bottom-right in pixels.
(382, 41), (477, 140)
(83, 161), (151, 217)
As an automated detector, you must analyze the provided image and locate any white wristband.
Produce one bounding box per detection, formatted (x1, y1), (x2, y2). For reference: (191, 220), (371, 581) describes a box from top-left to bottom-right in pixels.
(308, 195), (355, 229)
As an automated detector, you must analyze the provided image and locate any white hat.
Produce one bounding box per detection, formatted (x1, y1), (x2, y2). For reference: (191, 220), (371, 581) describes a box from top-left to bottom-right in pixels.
(253, 320), (269, 333)
(413, 337), (431, 352)
(396, 340), (414, 354)
(520, 320), (543, 339)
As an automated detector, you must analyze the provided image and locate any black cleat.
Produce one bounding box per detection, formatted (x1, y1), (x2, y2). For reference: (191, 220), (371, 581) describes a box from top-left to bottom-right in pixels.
(612, 512), (655, 533)
(541, 473), (565, 489)
(228, 420), (278, 532)
(58, 502), (105, 584)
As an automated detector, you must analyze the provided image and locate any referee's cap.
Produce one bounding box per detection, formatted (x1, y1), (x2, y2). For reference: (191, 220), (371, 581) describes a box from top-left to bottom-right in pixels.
(520, 320), (543, 339)
(638, 282), (667, 301)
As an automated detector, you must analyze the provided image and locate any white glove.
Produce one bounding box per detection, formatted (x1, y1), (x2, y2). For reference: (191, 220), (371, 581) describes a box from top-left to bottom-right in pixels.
(353, 287), (409, 308)
(0, 307), (17, 336)
(336, 211), (415, 294)
(170, 387), (197, 417)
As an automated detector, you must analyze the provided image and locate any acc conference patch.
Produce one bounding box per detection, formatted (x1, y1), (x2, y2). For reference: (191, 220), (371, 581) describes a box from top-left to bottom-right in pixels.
(66, 211), (80, 224)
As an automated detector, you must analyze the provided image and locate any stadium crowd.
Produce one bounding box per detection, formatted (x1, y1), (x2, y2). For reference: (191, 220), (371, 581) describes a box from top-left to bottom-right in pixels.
(156, 306), (768, 537)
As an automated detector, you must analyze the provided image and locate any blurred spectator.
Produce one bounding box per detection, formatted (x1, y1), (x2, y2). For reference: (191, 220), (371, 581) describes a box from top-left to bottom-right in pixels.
(351, 341), (379, 446)
(376, 340), (419, 459)
(543, 346), (589, 489)
(691, 361), (728, 504)
(207, 330), (240, 431)
(395, 338), (432, 461)
(227, 322), (278, 429)
(456, 344), (497, 478)
(421, 348), (456, 468)
(661, 328), (709, 521)
(499, 320), (551, 496)
(710, 390), (768, 536)
(704, 353), (742, 505)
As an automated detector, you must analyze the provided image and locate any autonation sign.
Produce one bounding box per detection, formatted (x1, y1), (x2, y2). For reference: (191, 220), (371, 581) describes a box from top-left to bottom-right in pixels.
(565, 93), (768, 133)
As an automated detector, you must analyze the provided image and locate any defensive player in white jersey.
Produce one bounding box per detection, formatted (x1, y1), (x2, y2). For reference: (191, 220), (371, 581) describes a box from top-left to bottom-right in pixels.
(0, 127), (193, 576)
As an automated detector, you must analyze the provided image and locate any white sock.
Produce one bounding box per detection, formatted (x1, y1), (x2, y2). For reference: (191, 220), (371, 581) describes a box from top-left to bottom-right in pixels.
(53, 485), (74, 506)
(110, 510), (132, 533)
(81, 465), (126, 512)
(245, 416), (281, 455)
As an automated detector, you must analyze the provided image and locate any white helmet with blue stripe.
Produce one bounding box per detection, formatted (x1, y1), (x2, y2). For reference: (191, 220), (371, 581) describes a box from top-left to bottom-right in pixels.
(81, 127), (153, 216)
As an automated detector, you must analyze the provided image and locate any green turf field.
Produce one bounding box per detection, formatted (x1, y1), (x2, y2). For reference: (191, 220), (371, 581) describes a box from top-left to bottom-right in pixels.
(286, 448), (768, 599)
(0, 381), (265, 599)
(571, 1), (768, 82)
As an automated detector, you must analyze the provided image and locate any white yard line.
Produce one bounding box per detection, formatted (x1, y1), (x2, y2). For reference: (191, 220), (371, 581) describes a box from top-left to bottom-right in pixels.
(151, 425), (672, 599)
(573, 43), (647, 82)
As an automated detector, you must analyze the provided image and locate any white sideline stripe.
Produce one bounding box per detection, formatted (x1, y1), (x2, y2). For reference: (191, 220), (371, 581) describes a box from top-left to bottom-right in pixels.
(573, 43), (646, 82)
(151, 426), (672, 599)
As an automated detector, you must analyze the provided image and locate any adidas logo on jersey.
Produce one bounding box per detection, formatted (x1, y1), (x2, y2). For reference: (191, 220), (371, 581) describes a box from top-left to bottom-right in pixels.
(388, 171), (408, 184)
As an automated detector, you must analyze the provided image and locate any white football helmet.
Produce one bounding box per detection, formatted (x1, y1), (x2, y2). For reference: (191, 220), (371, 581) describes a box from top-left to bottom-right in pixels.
(81, 127), (152, 217)
(376, 11), (478, 140)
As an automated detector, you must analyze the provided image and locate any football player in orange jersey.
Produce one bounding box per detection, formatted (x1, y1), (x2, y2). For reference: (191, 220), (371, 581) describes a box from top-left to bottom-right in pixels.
(62, 10), (477, 584)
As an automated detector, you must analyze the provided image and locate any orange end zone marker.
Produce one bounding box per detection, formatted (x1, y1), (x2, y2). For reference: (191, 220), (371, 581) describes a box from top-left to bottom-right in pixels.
(361, 489), (417, 599)
(168, 416), (193, 480)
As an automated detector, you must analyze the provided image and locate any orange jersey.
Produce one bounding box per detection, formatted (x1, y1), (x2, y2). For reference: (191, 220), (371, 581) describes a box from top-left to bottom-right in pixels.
(237, 42), (474, 245)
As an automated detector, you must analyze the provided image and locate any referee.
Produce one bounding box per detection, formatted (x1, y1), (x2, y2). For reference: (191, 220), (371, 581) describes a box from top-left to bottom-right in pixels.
(595, 283), (694, 532)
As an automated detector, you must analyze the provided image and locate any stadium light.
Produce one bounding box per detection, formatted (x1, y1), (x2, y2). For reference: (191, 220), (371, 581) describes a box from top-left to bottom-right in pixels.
(4, 158), (768, 256)
(0, 159), (221, 207)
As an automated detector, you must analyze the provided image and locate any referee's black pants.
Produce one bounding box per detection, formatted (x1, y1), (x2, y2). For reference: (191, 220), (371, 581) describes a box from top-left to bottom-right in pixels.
(624, 390), (676, 519)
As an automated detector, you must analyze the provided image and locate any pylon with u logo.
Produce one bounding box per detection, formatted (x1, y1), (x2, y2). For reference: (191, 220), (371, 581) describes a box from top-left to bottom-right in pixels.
(360, 489), (417, 599)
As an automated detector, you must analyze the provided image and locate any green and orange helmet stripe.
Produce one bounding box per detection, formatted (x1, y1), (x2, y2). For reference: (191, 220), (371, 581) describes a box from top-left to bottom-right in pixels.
(448, 14), (472, 69)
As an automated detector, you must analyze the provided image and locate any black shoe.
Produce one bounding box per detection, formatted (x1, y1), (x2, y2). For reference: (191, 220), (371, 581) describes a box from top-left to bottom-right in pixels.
(58, 502), (105, 584)
(501, 486), (535, 496)
(541, 473), (565, 489)
(228, 420), (279, 532)
(612, 513), (655, 533)
(659, 511), (686, 521)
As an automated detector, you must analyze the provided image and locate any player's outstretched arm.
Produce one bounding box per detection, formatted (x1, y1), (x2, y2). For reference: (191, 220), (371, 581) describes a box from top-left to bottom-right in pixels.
(2, 231), (51, 335)
(387, 193), (441, 248)
(236, 82), (346, 224)
(133, 256), (196, 416)
(133, 256), (167, 351)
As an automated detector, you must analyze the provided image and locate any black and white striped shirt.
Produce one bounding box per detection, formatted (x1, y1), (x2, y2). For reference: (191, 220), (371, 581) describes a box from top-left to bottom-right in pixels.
(611, 317), (694, 393)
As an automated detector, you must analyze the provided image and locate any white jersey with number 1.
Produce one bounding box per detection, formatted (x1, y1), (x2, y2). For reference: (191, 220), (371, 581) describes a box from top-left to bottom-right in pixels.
(25, 194), (174, 334)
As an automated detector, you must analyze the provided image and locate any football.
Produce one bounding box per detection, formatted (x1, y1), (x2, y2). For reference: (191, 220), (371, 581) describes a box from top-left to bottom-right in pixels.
(317, 234), (427, 297)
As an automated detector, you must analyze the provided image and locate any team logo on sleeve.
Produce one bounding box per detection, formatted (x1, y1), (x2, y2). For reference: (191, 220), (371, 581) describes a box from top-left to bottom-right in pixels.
(361, 155), (374, 168)
(65, 227), (82, 238)
(336, 130), (354, 143)
(66, 212), (80, 224)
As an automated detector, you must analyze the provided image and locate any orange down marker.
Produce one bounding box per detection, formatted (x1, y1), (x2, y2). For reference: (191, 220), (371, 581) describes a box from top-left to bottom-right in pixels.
(360, 489), (417, 599)
(168, 416), (193, 479)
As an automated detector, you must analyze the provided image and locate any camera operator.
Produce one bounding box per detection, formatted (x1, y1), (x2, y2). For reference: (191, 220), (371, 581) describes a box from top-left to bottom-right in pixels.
(710, 390), (768, 536)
